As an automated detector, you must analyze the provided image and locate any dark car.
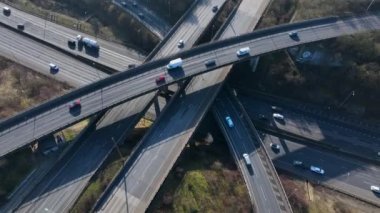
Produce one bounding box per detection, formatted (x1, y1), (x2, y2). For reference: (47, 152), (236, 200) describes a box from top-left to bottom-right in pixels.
(3, 7), (11, 16)
(128, 64), (136, 69)
(17, 24), (25, 30)
(288, 31), (298, 40)
(68, 39), (76, 47)
(270, 143), (281, 152)
(156, 75), (165, 84)
(212, 6), (218, 13)
(205, 60), (216, 67)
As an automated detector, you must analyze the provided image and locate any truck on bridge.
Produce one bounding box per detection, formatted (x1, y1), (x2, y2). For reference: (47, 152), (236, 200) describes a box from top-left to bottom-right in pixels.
(76, 35), (99, 51)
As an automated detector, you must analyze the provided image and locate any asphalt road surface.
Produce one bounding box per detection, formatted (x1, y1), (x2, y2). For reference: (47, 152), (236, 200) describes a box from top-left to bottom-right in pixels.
(239, 95), (380, 161)
(1, 14), (380, 158)
(13, 1), (224, 212)
(0, 24), (107, 87)
(113, 0), (171, 39)
(0, 2), (142, 70)
(213, 89), (290, 213)
(261, 133), (380, 206)
(94, 0), (271, 212)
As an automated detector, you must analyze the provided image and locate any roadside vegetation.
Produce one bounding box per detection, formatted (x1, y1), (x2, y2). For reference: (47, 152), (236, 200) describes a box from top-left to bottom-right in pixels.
(2, 0), (160, 52)
(139, 0), (194, 24)
(0, 148), (37, 206)
(243, 0), (380, 120)
(0, 56), (70, 119)
(258, 0), (377, 28)
(148, 115), (251, 212)
(279, 171), (379, 213)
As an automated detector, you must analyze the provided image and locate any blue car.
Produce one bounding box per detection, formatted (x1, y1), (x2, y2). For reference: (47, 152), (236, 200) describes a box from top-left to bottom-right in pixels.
(225, 116), (234, 128)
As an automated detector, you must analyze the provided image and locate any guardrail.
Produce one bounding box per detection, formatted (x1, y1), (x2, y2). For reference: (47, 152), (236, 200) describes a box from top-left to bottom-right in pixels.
(228, 87), (293, 213)
(239, 89), (380, 137)
(0, 17), (117, 74)
(0, 0), (145, 51)
(145, 0), (201, 61)
(0, 14), (346, 134)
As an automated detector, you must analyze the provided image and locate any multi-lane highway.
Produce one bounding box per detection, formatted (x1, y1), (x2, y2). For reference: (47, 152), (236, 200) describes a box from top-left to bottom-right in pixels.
(0, 22), (107, 87)
(13, 0), (225, 212)
(260, 133), (380, 206)
(239, 94), (380, 160)
(1, 14), (380, 158)
(212, 89), (292, 212)
(94, 0), (271, 211)
(113, 0), (170, 39)
(0, 2), (142, 70)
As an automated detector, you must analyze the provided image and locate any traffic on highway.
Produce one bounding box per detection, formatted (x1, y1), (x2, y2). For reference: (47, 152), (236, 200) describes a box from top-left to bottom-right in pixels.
(1, 1), (380, 212)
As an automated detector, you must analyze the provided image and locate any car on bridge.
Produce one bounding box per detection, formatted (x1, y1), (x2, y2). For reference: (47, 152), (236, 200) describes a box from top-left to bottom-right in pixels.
(236, 47), (250, 57)
(68, 99), (81, 110)
(156, 75), (165, 84)
(177, 40), (185, 48)
(371, 185), (380, 193)
(3, 6), (10, 16)
(225, 116), (234, 128)
(288, 31), (298, 40)
(49, 63), (59, 73)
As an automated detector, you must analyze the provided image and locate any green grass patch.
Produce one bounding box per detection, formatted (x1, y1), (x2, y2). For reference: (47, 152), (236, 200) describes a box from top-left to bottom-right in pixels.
(0, 148), (37, 206)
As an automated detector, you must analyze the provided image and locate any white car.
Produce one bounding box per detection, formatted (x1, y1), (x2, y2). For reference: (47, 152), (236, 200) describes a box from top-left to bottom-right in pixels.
(236, 47), (250, 56)
(310, 166), (325, 175)
(370, 185), (380, 193)
(177, 39), (184, 48)
(273, 113), (284, 120)
(243, 153), (251, 166)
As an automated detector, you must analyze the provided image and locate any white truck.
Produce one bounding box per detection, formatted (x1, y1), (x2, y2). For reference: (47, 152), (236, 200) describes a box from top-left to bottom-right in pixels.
(166, 58), (183, 70)
(76, 35), (99, 50)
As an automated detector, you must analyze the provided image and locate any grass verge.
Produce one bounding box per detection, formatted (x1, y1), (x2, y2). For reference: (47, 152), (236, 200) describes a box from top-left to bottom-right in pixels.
(279, 170), (379, 213)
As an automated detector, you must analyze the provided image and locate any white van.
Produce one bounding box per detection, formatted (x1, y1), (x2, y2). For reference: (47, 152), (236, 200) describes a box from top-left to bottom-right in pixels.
(166, 58), (183, 70)
(236, 47), (250, 56)
(243, 153), (251, 166)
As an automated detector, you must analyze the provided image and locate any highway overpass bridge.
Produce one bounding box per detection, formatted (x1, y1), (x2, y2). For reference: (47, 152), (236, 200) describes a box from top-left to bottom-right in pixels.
(1, 14), (380, 157)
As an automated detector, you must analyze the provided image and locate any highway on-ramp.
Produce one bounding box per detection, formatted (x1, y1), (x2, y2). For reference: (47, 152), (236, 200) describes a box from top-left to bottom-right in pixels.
(1, 14), (380, 158)
(13, 0), (225, 212)
(0, 2), (142, 70)
(212, 89), (292, 212)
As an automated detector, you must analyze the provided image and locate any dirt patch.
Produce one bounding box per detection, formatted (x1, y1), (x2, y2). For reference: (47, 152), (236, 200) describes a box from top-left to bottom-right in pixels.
(279, 171), (379, 213)
(0, 56), (70, 119)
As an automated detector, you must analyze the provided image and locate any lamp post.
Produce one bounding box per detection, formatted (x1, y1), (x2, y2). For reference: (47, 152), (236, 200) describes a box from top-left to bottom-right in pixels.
(111, 137), (129, 213)
(338, 90), (355, 109)
(367, 0), (375, 12)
